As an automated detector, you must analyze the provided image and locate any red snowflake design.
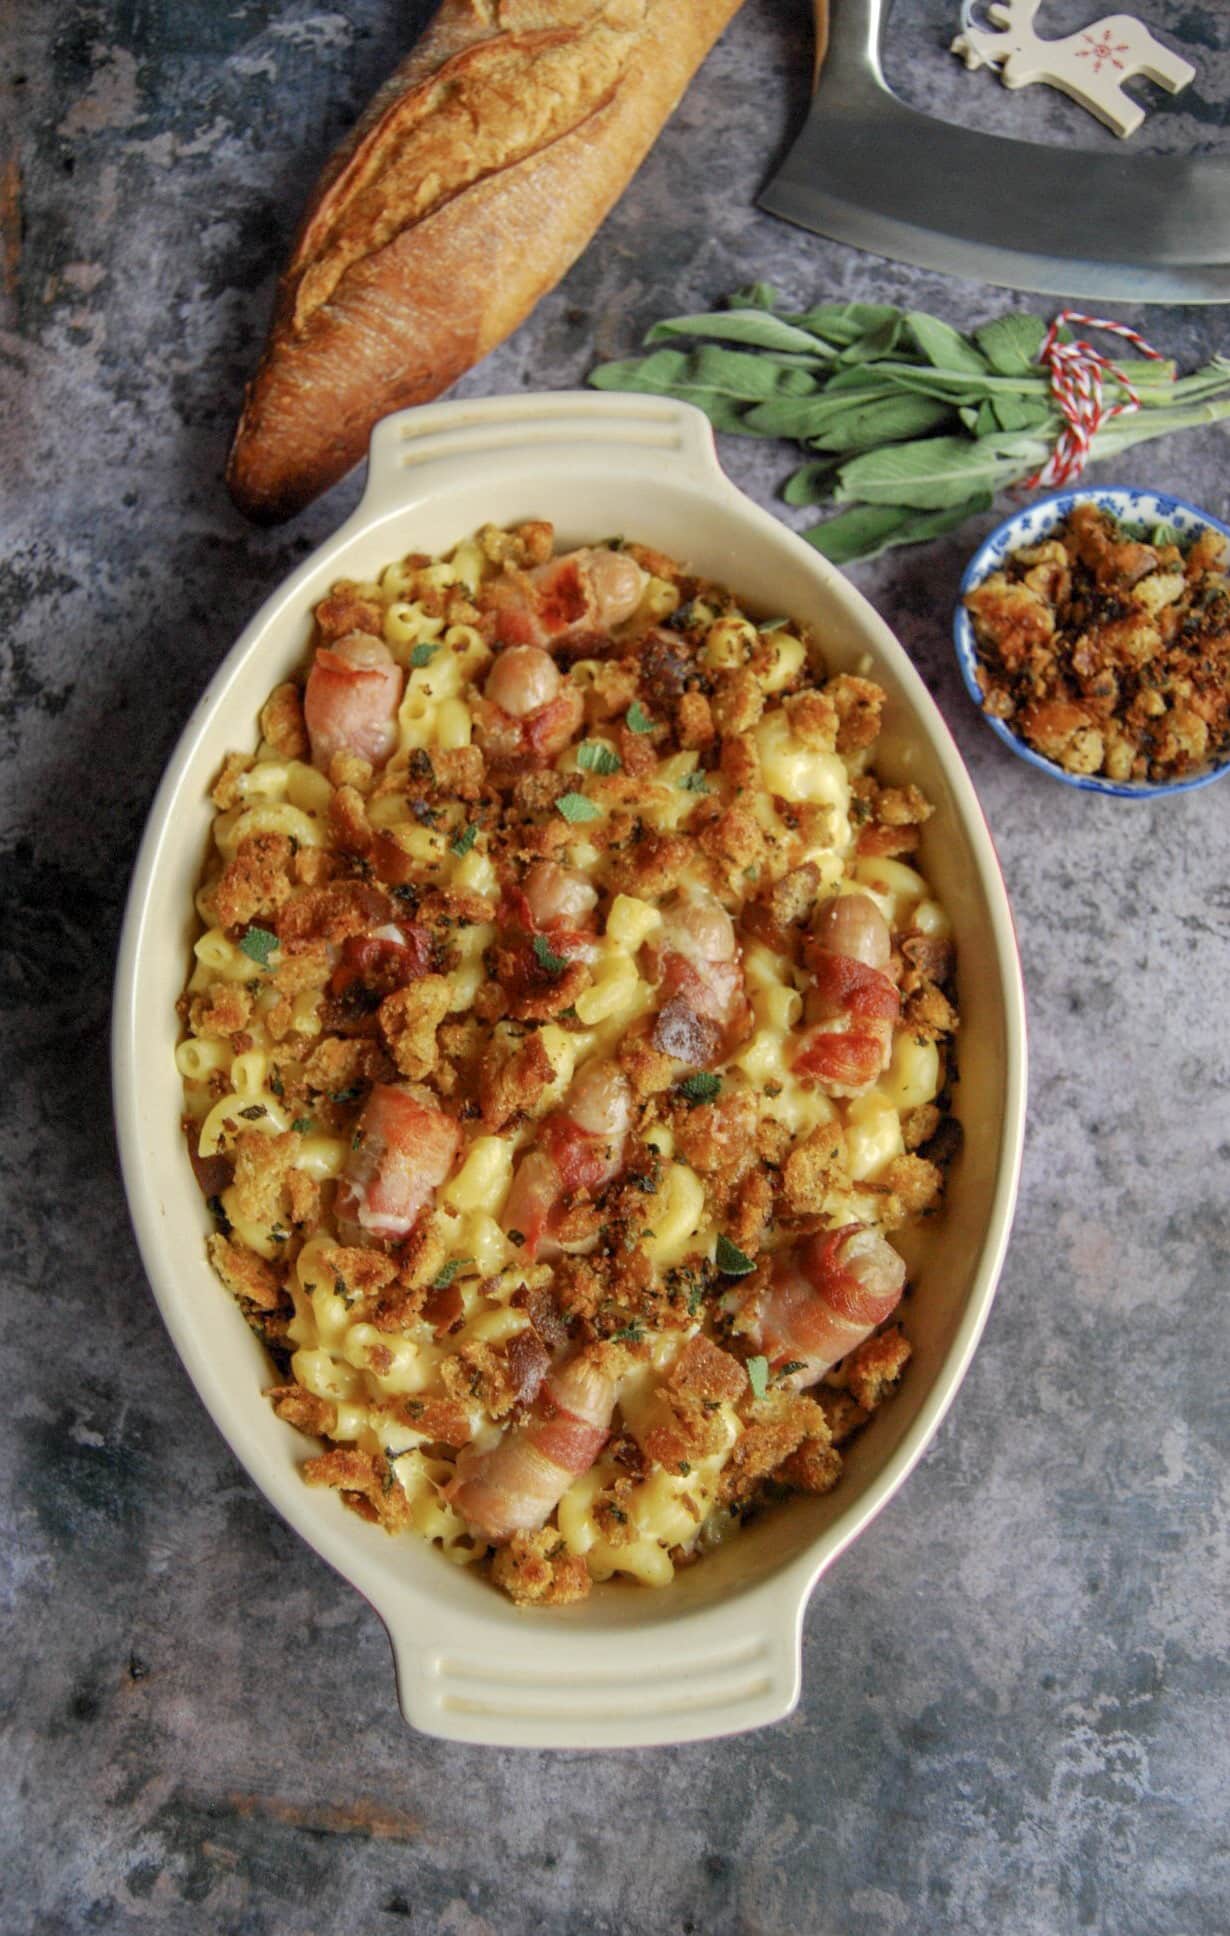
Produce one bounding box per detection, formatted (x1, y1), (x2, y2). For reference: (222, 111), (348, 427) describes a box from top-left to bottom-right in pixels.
(1075, 28), (1130, 75)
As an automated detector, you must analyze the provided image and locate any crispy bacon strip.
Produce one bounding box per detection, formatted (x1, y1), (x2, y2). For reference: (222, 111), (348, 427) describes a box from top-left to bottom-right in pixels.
(745, 1225), (906, 1390)
(446, 1347), (622, 1543)
(335, 1081), (459, 1245)
(328, 921), (434, 998)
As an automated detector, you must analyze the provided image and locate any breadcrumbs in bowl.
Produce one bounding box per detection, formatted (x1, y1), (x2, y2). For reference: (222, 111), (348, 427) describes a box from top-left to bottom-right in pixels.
(954, 488), (1230, 798)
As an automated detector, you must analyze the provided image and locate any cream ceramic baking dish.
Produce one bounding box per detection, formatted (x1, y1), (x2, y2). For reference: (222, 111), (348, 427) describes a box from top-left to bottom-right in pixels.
(113, 392), (1027, 1750)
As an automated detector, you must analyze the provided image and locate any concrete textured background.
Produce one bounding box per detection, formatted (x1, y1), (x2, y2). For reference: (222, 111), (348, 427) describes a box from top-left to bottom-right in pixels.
(3, 2), (1228, 1931)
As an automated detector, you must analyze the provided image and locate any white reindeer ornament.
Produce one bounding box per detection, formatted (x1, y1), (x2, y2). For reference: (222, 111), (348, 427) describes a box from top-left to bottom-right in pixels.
(952, 1), (1196, 138)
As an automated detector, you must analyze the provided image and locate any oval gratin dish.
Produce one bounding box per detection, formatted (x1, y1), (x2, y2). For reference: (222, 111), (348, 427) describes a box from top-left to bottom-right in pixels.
(113, 392), (1027, 1750)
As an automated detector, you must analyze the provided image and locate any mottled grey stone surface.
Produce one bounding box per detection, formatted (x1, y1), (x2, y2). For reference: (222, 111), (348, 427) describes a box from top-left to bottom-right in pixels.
(3, 3), (1229, 1932)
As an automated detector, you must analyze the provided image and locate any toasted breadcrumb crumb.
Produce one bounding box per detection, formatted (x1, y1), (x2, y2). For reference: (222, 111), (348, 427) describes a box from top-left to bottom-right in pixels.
(379, 975), (452, 1079)
(214, 833), (295, 932)
(491, 1531), (592, 1605)
(718, 1391), (827, 1508)
(267, 1384), (336, 1437)
(207, 1232), (286, 1312)
(846, 1325), (913, 1413)
(260, 683), (309, 760)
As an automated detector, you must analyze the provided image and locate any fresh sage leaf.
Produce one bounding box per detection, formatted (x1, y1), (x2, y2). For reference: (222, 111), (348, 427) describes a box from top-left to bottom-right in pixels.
(786, 301), (899, 347)
(821, 364), (903, 396)
(801, 503), (913, 564)
(678, 1071), (722, 1104)
(804, 393), (954, 454)
(871, 363), (1044, 406)
(430, 1257), (474, 1291)
(783, 458), (838, 507)
(576, 739), (621, 775)
(715, 1234), (756, 1277)
(690, 344), (821, 400)
(532, 932), (570, 974)
(746, 1355), (769, 1399)
(741, 395), (862, 439)
(974, 312), (1047, 375)
(991, 395), (1053, 435)
(645, 308), (829, 356)
(681, 394), (763, 435)
(837, 314), (903, 367)
(805, 492), (994, 563)
(588, 359), (753, 433)
(729, 281), (781, 311)
(239, 926), (278, 968)
(587, 289), (1230, 563)
(907, 311), (990, 376)
(833, 435), (1038, 510)
(555, 792), (603, 825)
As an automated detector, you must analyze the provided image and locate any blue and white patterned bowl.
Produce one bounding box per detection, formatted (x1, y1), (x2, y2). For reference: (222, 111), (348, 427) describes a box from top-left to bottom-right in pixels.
(954, 487), (1230, 798)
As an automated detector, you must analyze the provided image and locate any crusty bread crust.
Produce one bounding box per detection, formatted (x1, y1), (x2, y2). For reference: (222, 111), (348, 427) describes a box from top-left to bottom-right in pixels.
(227, 0), (745, 523)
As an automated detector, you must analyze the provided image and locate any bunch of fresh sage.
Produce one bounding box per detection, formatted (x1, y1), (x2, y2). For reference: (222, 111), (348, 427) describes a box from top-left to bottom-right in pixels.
(588, 287), (1230, 563)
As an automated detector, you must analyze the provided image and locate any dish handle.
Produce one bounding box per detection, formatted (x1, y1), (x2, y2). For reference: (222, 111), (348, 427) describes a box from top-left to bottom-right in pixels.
(381, 1593), (804, 1750)
(354, 390), (726, 522)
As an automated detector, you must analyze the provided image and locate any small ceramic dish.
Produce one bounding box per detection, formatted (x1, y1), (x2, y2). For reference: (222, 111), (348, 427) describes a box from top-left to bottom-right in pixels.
(114, 392), (1027, 1749)
(954, 485), (1230, 798)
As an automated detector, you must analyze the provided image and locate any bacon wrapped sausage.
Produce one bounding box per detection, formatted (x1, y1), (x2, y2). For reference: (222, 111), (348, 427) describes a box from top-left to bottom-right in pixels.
(486, 545), (647, 652)
(304, 632), (404, 770)
(500, 1061), (632, 1260)
(792, 892), (900, 1096)
(472, 644), (585, 765)
(648, 884), (750, 1068)
(742, 1224), (907, 1390)
(446, 1345), (624, 1544)
(335, 1080), (460, 1245)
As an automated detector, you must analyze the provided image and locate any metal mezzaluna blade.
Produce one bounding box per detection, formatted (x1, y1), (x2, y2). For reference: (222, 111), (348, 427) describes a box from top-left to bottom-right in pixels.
(759, 0), (1230, 303)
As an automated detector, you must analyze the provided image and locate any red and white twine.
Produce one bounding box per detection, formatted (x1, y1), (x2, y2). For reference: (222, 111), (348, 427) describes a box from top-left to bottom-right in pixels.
(1027, 311), (1167, 490)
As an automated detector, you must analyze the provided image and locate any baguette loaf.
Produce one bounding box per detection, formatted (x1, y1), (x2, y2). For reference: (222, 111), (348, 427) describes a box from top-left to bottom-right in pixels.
(227, 0), (745, 523)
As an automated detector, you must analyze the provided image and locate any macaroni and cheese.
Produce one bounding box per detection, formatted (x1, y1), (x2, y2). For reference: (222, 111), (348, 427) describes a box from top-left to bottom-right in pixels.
(178, 523), (960, 1604)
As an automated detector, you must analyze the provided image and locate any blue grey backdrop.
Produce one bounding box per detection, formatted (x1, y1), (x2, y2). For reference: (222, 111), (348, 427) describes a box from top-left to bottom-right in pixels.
(2, 3), (1227, 1931)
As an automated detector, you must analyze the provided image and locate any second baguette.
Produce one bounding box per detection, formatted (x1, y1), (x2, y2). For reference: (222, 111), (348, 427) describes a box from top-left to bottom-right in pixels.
(227, 0), (745, 524)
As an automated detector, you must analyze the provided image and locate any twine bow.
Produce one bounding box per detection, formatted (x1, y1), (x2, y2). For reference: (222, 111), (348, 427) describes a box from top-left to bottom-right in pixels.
(1027, 311), (1167, 489)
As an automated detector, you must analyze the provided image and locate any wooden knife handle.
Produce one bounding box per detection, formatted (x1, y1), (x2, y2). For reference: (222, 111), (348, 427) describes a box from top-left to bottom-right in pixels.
(812, 0), (829, 84)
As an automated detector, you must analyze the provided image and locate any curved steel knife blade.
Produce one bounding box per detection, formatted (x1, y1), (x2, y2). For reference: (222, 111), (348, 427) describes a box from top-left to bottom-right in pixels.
(759, 0), (1230, 303)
